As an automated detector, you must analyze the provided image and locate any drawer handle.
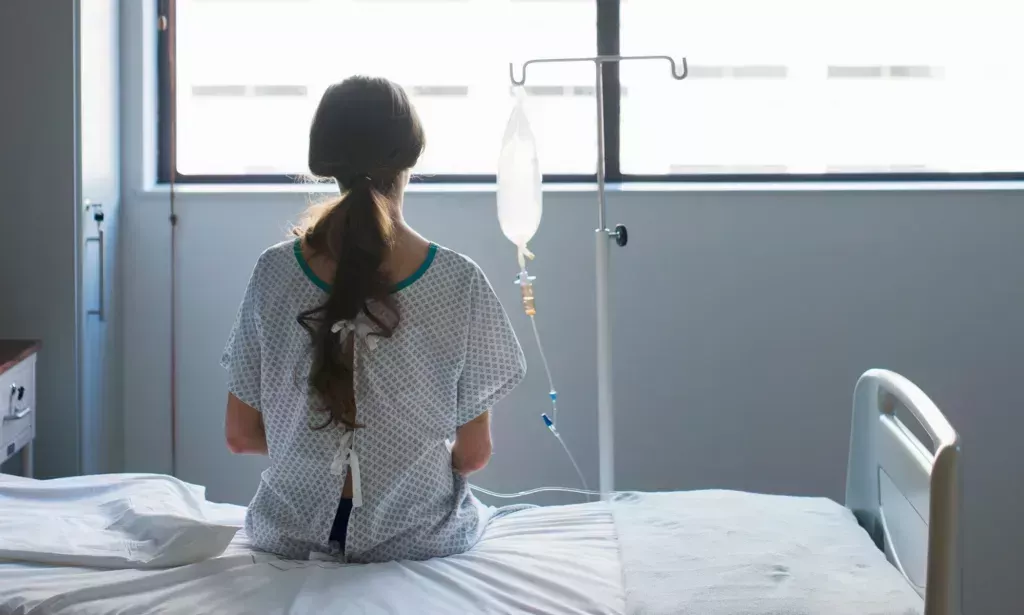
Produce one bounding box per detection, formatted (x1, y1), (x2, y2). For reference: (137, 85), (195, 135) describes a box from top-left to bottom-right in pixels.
(3, 406), (31, 421)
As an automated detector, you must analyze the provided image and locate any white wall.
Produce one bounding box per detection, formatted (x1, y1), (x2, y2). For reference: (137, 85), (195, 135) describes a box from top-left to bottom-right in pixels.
(123, 185), (1024, 614)
(0, 0), (81, 479)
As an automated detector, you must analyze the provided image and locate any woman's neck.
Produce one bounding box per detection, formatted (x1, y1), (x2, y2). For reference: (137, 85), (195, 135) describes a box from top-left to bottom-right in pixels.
(303, 221), (431, 287)
(385, 223), (432, 283)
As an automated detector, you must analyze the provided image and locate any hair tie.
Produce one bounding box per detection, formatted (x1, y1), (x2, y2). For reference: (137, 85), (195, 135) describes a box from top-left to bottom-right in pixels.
(349, 174), (373, 188)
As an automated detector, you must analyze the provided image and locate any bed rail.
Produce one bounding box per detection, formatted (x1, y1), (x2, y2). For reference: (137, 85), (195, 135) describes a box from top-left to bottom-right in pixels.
(846, 369), (961, 615)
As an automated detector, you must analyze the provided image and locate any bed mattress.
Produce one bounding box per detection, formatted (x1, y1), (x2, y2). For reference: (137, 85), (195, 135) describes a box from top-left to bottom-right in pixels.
(0, 474), (922, 615)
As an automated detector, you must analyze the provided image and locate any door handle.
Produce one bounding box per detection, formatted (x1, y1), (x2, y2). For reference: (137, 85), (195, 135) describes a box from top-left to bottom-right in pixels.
(3, 407), (32, 422)
(85, 201), (105, 322)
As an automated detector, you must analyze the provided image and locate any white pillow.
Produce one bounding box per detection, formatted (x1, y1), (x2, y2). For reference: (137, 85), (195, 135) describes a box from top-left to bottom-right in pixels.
(0, 473), (239, 568)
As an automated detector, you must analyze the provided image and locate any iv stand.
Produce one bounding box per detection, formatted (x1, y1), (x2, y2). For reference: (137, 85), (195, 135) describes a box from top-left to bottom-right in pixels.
(509, 55), (688, 498)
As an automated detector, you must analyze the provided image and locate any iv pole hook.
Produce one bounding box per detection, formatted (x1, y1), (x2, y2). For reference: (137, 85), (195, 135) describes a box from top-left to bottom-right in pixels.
(509, 55), (688, 88)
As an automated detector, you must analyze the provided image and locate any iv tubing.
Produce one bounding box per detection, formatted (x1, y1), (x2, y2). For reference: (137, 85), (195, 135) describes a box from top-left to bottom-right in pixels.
(550, 427), (590, 501)
(471, 485), (604, 499)
(529, 314), (558, 426)
(517, 270), (588, 499)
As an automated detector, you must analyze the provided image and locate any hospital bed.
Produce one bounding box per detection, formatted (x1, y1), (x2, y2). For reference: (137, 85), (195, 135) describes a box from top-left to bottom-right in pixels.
(0, 369), (959, 615)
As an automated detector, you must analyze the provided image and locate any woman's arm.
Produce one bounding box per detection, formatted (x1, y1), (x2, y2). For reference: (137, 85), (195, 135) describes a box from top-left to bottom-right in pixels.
(452, 411), (492, 475)
(225, 393), (268, 455)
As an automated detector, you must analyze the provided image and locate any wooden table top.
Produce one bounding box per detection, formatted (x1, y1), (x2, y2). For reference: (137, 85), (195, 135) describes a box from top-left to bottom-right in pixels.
(0, 340), (40, 378)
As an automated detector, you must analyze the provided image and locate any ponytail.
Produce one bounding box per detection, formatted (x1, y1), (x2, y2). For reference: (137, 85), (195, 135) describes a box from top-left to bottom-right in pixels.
(298, 75), (425, 430)
(296, 175), (402, 430)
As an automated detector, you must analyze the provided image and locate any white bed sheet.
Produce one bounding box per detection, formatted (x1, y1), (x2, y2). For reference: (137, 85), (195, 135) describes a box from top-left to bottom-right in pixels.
(0, 474), (924, 615)
(611, 490), (924, 615)
(0, 479), (623, 615)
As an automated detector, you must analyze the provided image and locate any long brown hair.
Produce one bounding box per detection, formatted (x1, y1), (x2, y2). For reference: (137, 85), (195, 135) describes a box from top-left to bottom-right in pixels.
(296, 76), (425, 430)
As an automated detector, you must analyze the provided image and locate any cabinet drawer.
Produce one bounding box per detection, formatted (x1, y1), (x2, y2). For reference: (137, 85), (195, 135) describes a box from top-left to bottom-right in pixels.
(1, 353), (36, 464)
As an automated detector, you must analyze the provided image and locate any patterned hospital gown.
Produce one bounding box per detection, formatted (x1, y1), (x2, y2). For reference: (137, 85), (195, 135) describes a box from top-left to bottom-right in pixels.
(221, 239), (527, 562)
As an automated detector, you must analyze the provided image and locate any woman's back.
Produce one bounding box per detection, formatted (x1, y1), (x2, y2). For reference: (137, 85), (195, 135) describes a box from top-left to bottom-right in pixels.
(224, 239), (524, 561)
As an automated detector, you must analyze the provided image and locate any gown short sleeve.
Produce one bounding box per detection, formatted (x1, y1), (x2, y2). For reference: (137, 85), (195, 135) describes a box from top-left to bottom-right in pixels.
(456, 267), (527, 426)
(221, 261), (263, 410)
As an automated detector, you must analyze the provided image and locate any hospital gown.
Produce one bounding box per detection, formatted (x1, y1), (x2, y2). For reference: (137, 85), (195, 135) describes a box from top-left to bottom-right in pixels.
(221, 239), (526, 562)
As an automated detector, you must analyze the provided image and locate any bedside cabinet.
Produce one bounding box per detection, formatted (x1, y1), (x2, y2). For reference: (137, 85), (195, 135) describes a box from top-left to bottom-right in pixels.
(0, 341), (38, 477)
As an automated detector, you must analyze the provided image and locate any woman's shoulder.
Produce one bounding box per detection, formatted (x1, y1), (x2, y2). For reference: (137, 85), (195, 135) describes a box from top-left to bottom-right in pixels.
(251, 239), (301, 278)
(430, 245), (490, 283)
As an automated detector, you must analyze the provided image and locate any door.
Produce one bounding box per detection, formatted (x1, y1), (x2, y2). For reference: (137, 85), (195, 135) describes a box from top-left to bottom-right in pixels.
(78, 0), (122, 474)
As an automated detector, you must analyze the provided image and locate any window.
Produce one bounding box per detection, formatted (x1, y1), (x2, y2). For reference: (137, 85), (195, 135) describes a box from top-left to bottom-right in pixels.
(162, 0), (597, 182)
(619, 0), (1024, 179)
(159, 0), (1024, 183)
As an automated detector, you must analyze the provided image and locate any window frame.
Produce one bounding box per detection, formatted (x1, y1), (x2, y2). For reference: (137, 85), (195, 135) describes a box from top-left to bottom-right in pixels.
(157, 0), (1024, 185)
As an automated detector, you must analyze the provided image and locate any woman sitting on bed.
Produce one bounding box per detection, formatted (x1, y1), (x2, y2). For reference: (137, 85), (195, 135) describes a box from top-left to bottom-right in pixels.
(220, 76), (527, 563)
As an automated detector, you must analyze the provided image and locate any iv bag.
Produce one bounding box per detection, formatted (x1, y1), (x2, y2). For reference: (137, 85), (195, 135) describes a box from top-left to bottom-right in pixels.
(497, 87), (542, 268)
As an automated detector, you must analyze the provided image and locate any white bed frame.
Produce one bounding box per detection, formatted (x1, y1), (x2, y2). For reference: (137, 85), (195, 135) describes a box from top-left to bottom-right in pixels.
(846, 369), (961, 615)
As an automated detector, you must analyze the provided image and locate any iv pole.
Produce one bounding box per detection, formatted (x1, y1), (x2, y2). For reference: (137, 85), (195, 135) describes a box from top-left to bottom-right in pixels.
(509, 55), (688, 498)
